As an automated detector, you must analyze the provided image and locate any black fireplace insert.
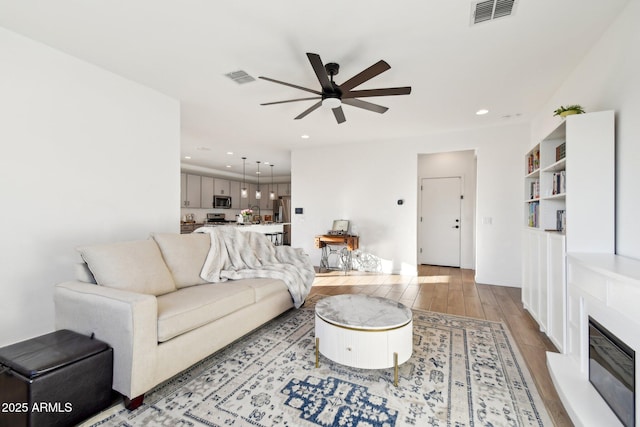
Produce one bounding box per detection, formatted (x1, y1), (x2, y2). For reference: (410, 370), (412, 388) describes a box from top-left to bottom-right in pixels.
(589, 316), (635, 427)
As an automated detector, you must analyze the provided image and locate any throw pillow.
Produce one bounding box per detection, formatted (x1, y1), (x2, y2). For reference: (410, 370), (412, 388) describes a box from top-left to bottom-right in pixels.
(77, 239), (176, 296)
(151, 233), (210, 288)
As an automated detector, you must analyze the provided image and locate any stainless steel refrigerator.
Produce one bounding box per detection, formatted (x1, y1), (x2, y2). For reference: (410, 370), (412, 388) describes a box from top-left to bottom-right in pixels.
(273, 196), (291, 245)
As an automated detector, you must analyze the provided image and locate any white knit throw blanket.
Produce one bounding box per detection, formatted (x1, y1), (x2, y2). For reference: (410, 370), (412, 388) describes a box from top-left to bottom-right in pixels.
(195, 227), (314, 308)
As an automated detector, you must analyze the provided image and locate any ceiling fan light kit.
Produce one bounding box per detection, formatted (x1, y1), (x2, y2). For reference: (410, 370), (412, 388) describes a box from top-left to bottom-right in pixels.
(259, 52), (411, 124)
(322, 97), (341, 109)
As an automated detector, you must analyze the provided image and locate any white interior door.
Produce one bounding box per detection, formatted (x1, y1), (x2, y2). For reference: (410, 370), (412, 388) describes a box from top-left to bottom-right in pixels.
(419, 177), (461, 267)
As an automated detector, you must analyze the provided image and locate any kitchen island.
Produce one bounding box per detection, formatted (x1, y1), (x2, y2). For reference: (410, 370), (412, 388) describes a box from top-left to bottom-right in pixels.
(196, 223), (289, 244)
(235, 223), (285, 234)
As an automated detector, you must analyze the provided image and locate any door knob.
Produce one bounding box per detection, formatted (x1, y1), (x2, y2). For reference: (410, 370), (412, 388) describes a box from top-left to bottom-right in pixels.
(452, 225), (459, 229)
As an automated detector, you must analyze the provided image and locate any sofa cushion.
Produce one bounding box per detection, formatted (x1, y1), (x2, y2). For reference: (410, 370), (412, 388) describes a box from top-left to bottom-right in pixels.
(240, 278), (289, 302)
(151, 233), (210, 288)
(77, 240), (176, 296)
(156, 282), (254, 342)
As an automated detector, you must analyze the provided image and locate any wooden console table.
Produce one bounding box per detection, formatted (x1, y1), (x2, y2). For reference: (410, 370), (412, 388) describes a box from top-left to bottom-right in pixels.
(314, 234), (359, 274)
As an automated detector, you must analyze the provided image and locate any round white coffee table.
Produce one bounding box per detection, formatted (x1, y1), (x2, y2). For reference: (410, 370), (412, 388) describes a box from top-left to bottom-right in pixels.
(314, 294), (413, 386)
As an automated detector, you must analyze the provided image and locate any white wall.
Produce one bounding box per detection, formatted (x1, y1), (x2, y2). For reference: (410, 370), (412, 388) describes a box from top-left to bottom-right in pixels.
(531, 0), (640, 260)
(418, 150), (477, 269)
(291, 123), (528, 285)
(0, 28), (180, 346)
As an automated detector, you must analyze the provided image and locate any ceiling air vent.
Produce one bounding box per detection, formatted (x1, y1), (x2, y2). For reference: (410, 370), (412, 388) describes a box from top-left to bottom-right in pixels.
(471, 0), (517, 25)
(225, 70), (255, 84)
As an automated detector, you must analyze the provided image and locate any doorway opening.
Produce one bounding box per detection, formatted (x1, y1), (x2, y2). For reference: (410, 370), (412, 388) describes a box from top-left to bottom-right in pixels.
(417, 151), (477, 269)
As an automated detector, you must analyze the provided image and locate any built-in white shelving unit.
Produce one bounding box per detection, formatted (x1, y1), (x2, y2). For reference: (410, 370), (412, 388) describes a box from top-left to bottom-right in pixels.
(522, 111), (614, 353)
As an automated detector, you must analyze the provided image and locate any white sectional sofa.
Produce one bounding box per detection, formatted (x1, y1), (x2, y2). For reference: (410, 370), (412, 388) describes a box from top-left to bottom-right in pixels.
(54, 231), (313, 409)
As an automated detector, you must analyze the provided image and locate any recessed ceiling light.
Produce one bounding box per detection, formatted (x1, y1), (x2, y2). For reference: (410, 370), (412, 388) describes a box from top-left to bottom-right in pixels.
(226, 151), (234, 155)
(476, 109), (489, 115)
(184, 156), (191, 159)
(301, 134), (310, 139)
(226, 165), (232, 168)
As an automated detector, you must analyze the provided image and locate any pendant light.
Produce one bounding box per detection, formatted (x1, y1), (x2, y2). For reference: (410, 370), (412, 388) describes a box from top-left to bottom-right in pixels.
(255, 161), (262, 200)
(241, 157), (248, 198)
(269, 164), (276, 200)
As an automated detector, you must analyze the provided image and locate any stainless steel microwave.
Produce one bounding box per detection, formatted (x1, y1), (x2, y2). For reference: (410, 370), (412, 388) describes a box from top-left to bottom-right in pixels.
(213, 195), (232, 209)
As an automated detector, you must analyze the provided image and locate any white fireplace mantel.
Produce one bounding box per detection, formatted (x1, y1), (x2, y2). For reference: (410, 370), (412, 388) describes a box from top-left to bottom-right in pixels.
(548, 253), (640, 427)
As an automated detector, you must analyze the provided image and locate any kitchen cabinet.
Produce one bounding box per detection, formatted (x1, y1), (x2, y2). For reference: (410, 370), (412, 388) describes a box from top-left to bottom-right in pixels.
(230, 180), (242, 209)
(180, 170), (290, 211)
(277, 183), (290, 196)
(546, 232), (566, 351)
(259, 184), (274, 210)
(248, 183), (258, 209)
(522, 228), (547, 332)
(201, 177), (214, 209)
(180, 222), (204, 234)
(521, 228), (566, 352)
(214, 178), (230, 196)
(181, 173), (201, 208)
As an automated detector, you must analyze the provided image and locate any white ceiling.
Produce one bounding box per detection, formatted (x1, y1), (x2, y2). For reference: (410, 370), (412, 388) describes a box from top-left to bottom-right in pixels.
(0, 0), (629, 179)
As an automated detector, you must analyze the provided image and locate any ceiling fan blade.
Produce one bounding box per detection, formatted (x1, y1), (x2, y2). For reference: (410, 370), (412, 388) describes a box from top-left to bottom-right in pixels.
(306, 53), (334, 93)
(261, 97), (321, 106)
(342, 87), (412, 98)
(332, 106), (346, 124)
(259, 76), (322, 95)
(341, 98), (389, 114)
(294, 101), (322, 120)
(339, 60), (390, 92)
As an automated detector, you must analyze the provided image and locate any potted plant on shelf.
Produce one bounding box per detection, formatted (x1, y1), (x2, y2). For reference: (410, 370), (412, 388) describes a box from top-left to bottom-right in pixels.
(553, 104), (585, 118)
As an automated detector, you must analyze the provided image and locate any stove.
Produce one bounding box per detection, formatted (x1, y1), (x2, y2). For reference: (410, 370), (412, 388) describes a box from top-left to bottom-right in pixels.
(206, 213), (231, 223)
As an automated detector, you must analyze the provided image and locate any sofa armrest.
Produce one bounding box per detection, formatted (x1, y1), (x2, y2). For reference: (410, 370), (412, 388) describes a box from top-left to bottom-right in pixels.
(54, 281), (158, 399)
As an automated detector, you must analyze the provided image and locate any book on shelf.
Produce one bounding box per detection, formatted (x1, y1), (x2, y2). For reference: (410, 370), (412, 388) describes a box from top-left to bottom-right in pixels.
(528, 201), (540, 228)
(529, 179), (540, 199)
(556, 209), (566, 232)
(556, 142), (566, 162)
(527, 149), (540, 174)
(552, 170), (566, 195)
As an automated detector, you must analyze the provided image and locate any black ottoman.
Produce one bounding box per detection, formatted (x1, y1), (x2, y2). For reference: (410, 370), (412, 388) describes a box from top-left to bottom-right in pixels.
(0, 330), (113, 427)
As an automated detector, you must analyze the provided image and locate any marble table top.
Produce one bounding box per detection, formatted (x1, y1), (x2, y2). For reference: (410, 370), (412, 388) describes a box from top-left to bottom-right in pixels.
(315, 294), (412, 330)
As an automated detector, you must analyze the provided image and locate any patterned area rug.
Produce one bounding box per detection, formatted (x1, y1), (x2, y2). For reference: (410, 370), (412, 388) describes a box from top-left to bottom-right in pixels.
(86, 295), (552, 427)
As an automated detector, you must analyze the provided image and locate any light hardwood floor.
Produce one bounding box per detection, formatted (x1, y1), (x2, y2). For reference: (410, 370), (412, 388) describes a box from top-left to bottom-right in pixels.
(309, 265), (573, 427)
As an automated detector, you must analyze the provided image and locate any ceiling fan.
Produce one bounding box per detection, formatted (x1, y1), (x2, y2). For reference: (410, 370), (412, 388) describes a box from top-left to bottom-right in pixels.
(259, 53), (412, 124)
